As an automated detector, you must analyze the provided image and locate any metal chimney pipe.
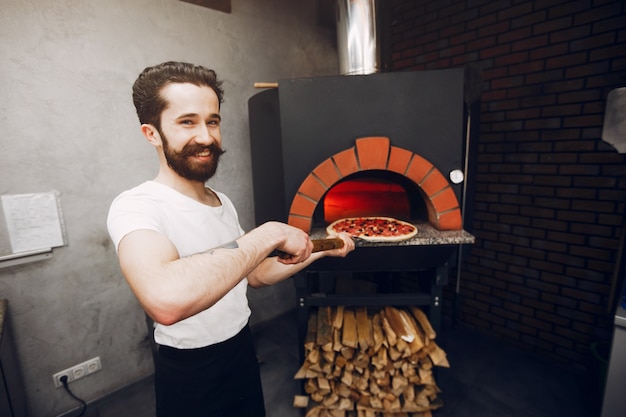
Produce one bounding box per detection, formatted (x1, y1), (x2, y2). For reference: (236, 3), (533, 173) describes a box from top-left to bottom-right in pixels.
(336, 0), (380, 75)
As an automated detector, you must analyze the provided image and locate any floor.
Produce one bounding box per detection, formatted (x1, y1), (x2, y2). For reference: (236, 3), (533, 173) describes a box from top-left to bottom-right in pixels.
(69, 309), (598, 417)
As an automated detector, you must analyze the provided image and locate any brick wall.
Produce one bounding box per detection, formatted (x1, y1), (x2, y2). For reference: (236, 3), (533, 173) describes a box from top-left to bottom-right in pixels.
(388, 0), (626, 369)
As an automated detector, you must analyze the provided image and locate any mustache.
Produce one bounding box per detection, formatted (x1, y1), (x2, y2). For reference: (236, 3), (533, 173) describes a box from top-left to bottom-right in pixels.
(180, 143), (226, 157)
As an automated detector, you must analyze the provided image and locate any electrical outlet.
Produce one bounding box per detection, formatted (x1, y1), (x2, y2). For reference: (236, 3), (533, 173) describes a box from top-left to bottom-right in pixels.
(85, 356), (101, 374)
(53, 356), (102, 388)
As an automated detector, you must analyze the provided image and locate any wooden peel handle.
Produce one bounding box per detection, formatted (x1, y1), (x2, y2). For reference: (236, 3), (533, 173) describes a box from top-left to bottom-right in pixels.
(275, 238), (344, 259)
(312, 237), (344, 252)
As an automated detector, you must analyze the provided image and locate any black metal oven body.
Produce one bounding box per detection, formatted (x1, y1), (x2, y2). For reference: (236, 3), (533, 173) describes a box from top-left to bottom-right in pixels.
(247, 70), (477, 355)
(248, 69), (473, 229)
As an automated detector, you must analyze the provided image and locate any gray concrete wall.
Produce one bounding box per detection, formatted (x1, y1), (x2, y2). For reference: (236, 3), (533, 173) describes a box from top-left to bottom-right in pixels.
(0, 0), (337, 415)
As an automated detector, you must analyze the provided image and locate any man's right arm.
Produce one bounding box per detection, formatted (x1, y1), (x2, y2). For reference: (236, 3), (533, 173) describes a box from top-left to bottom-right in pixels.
(117, 221), (313, 325)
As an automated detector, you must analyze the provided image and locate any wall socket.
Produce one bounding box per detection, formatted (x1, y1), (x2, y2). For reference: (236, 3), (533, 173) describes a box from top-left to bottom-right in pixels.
(52, 356), (102, 388)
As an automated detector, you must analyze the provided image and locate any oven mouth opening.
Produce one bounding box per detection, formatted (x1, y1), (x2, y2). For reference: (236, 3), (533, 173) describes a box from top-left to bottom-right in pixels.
(312, 170), (428, 228)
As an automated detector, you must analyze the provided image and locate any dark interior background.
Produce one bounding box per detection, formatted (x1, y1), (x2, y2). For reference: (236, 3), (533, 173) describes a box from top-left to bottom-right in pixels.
(386, 0), (626, 372)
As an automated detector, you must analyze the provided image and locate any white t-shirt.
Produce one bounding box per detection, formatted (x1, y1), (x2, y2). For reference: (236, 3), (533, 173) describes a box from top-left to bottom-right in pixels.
(107, 181), (251, 349)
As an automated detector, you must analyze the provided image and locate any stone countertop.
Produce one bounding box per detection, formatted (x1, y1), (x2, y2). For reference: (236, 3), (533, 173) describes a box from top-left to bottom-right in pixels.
(310, 222), (475, 247)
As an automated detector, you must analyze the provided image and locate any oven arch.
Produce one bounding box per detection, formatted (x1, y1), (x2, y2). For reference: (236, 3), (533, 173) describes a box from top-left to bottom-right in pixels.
(287, 137), (463, 233)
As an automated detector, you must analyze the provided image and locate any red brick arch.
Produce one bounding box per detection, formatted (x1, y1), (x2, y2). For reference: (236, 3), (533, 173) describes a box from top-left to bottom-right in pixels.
(287, 137), (463, 233)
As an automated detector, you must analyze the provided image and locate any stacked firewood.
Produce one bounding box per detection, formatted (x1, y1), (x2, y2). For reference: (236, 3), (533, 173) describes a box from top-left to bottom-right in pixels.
(293, 306), (449, 417)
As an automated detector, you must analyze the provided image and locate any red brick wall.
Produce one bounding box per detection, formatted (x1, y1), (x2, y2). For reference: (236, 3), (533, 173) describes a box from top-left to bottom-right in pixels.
(388, 0), (626, 368)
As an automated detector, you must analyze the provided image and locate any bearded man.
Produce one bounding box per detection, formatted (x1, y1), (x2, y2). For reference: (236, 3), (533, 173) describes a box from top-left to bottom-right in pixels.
(107, 61), (354, 417)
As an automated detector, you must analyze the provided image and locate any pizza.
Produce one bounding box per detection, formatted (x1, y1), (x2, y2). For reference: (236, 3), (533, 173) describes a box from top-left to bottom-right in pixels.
(326, 216), (418, 242)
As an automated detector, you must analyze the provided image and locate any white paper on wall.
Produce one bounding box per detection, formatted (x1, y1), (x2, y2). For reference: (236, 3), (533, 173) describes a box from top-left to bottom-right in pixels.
(1, 191), (67, 253)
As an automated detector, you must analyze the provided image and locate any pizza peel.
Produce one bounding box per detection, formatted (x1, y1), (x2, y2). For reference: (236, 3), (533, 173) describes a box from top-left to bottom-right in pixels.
(311, 237), (345, 252)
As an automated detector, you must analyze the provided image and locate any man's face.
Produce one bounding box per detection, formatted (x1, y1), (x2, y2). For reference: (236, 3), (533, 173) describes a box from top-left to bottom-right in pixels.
(157, 83), (225, 182)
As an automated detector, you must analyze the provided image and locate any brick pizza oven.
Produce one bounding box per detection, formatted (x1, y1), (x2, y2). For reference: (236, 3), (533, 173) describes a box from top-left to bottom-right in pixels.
(248, 70), (477, 341)
(248, 70), (476, 245)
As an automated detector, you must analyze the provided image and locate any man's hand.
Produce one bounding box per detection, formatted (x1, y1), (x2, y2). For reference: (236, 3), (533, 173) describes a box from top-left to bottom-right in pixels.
(263, 222), (314, 264)
(320, 232), (355, 259)
(246, 226), (355, 288)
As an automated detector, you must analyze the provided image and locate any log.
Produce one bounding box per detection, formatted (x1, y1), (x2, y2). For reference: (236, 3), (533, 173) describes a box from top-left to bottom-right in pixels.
(294, 395), (310, 408)
(318, 376), (331, 393)
(356, 307), (374, 351)
(342, 310), (358, 349)
(323, 349), (336, 364)
(318, 306), (334, 352)
(305, 313), (318, 351)
(371, 346), (388, 371)
(409, 306), (436, 341)
(380, 315), (397, 346)
(372, 313), (385, 351)
(398, 309), (424, 353)
(422, 342), (449, 368)
(383, 307), (424, 354)
(333, 327), (343, 352)
(333, 305), (345, 329)
(294, 306), (448, 416)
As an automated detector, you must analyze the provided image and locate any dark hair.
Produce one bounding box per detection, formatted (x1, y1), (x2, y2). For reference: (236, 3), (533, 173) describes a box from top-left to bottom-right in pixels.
(132, 61), (224, 128)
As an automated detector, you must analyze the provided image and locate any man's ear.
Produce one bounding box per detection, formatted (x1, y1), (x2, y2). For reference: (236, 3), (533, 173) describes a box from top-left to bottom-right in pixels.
(141, 124), (161, 146)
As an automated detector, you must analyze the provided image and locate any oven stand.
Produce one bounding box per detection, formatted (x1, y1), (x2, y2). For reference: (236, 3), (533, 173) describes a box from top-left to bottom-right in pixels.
(293, 264), (448, 362)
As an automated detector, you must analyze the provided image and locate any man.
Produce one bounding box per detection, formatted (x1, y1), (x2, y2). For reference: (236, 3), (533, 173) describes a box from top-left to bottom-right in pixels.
(107, 61), (354, 416)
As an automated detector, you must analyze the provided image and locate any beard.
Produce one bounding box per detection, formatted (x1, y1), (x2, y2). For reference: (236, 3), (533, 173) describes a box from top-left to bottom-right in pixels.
(160, 130), (225, 183)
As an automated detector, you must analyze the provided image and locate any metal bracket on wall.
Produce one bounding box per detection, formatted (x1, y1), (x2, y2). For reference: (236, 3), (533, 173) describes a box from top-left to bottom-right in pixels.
(0, 248), (52, 269)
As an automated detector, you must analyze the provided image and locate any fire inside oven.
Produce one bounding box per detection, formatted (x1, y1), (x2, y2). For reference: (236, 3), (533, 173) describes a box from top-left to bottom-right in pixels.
(314, 170), (427, 227)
